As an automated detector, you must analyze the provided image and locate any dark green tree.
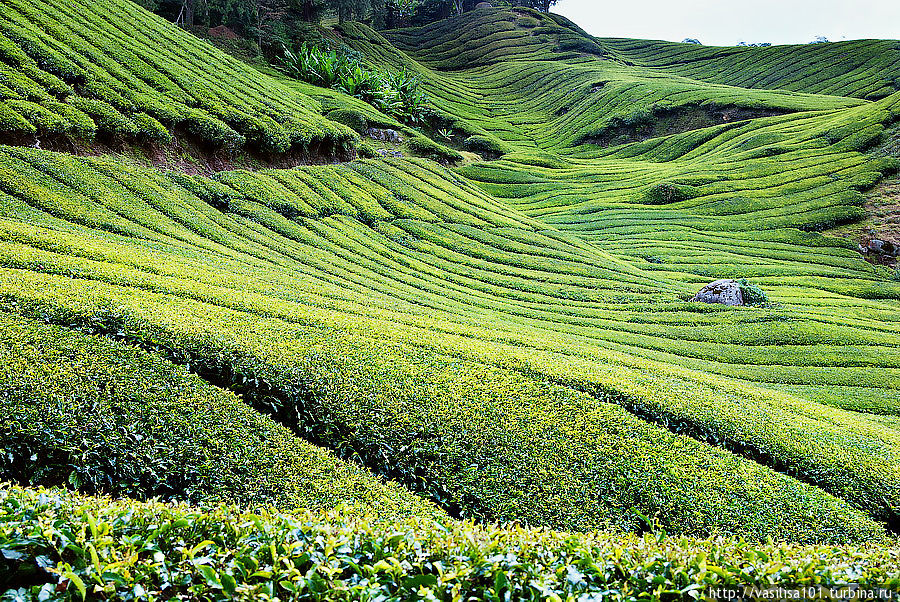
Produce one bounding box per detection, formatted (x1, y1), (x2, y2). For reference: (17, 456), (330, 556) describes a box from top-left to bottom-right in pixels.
(509, 0), (558, 11)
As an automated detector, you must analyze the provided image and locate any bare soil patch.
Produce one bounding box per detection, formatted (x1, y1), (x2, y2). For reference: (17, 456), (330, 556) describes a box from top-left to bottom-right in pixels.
(2, 129), (353, 175)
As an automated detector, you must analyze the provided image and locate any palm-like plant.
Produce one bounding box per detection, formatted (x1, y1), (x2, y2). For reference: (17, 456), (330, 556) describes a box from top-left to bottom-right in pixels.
(280, 44), (430, 126)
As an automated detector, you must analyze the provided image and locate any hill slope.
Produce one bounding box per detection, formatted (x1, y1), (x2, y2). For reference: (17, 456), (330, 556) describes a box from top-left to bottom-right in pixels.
(600, 37), (900, 100)
(1, 2), (900, 597)
(0, 0), (355, 158)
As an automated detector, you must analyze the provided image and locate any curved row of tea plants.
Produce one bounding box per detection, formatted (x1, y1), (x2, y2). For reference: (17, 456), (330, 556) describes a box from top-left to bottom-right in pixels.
(0, 0), (898, 552)
(373, 9), (866, 155)
(2, 484), (897, 602)
(0, 0), (355, 154)
(600, 37), (900, 100)
(0, 310), (436, 520)
(0, 144), (896, 537)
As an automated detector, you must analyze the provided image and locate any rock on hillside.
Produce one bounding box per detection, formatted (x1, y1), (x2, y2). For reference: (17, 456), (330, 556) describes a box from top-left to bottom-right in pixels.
(692, 279), (745, 305)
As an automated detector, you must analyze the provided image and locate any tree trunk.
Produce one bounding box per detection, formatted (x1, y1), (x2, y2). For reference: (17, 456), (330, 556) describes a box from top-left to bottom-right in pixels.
(184, 0), (195, 27)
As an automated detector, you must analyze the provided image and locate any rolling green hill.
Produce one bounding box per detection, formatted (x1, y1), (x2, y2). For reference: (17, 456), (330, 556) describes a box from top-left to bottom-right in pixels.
(0, 0), (355, 155)
(1, 0), (899, 598)
(600, 37), (900, 100)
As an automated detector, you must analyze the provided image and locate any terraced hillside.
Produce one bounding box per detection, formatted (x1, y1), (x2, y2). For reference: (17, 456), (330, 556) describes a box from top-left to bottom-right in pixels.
(0, 0), (355, 159)
(600, 37), (900, 100)
(1, 1), (900, 598)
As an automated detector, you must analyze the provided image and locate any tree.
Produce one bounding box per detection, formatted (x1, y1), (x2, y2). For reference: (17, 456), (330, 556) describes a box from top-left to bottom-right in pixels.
(507, 0), (558, 11)
(182, 0), (196, 26)
(328, 0), (374, 22)
(299, 0), (324, 20)
(379, 0), (419, 29)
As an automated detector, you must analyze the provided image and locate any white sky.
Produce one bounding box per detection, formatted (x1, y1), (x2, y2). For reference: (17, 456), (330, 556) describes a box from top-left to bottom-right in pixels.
(553, 0), (900, 46)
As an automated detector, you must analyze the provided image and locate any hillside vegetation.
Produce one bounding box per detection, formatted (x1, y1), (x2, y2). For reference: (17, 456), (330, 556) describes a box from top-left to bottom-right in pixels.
(1, 0), (899, 598)
(0, 0), (355, 157)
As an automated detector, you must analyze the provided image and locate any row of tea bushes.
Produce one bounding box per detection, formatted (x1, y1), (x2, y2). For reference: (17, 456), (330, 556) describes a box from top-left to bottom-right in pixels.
(1, 484), (898, 601)
(0, 311), (438, 520)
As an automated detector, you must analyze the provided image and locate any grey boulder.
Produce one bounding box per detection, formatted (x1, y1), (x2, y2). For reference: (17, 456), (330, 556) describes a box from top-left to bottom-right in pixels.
(366, 128), (403, 143)
(692, 279), (744, 306)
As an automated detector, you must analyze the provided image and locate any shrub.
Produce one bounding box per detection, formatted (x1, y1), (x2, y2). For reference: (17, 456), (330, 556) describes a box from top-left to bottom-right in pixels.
(180, 109), (245, 150)
(464, 134), (509, 157)
(0, 101), (36, 135)
(1, 485), (898, 602)
(280, 44), (429, 125)
(357, 140), (377, 158)
(737, 278), (769, 305)
(20, 63), (71, 96)
(165, 172), (234, 212)
(228, 110), (291, 154)
(4, 296), (884, 544)
(280, 43), (349, 88)
(327, 107), (368, 133)
(0, 486), (900, 601)
(405, 135), (463, 163)
(65, 97), (138, 136)
(132, 112), (173, 144)
(0, 312), (437, 518)
(5, 100), (67, 134)
(42, 101), (96, 138)
(380, 68), (430, 125)
(0, 0), (358, 157)
(643, 182), (697, 204)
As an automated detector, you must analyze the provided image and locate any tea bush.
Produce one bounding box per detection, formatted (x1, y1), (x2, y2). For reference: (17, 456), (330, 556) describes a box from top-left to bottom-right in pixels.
(405, 135), (463, 163)
(737, 278), (769, 305)
(1, 485), (897, 602)
(1, 0), (899, 564)
(0, 312), (437, 520)
(0, 0), (356, 154)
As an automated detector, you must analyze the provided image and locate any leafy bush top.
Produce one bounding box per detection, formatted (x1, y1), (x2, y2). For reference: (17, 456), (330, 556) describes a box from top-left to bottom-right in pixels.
(737, 278), (769, 305)
(280, 43), (430, 126)
(0, 311), (437, 520)
(0, 0), (356, 153)
(1, 485), (898, 601)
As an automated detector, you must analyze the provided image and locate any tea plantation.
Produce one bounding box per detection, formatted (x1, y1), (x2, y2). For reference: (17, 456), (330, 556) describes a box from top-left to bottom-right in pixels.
(1, 0), (899, 598)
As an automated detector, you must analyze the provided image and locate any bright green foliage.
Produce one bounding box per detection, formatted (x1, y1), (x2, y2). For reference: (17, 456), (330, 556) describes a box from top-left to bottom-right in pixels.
(280, 43), (430, 125)
(0, 312), (438, 519)
(2, 485), (897, 601)
(404, 133), (463, 162)
(0, 0), (900, 567)
(0, 0), (355, 153)
(0, 145), (895, 540)
(737, 278), (769, 305)
(0, 101), (34, 134)
(464, 134), (510, 157)
(601, 37), (900, 100)
(327, 107), (369, 132)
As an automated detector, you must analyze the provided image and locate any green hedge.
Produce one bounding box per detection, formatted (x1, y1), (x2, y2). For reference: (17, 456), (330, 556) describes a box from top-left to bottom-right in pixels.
(0, 142), (897, 541)
(0, 101), (35, 134)
(65, 97), (138, 136)
(405, 135), (463, 163)
(0, 0), (899, 565)
(1, 485), (898, 601)
(326, 108), (369, 133)
(0, 312), (438, 520)
(3, 297), (884, 544)
(0, 0), (356, 155)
